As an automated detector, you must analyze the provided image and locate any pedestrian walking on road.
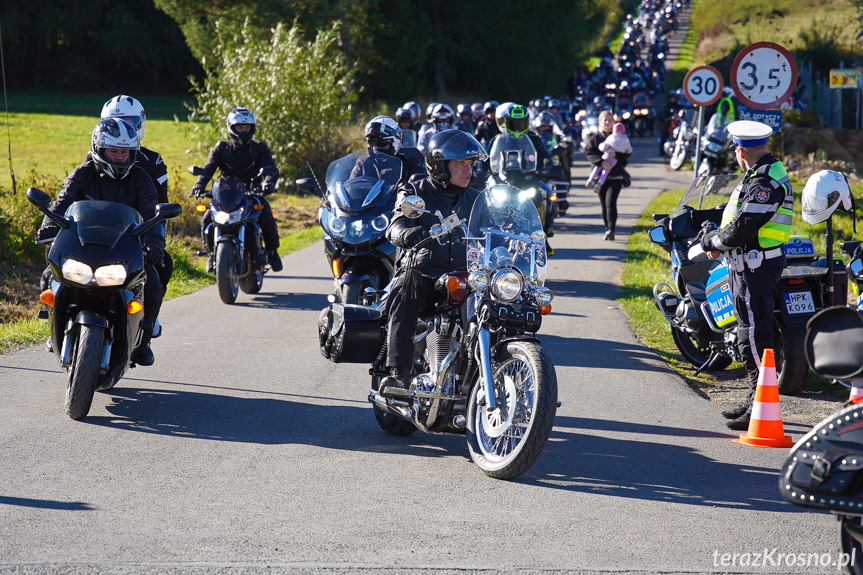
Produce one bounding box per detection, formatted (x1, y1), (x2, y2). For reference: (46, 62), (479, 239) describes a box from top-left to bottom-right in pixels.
(583, 110), (631, 241)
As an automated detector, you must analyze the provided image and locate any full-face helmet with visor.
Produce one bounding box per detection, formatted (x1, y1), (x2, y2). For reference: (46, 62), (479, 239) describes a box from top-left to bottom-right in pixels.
(100, 95), (146, 142)
(226, 107), (257, 144)
(365, 115), (403, 155)
(91, 118), (139, 180)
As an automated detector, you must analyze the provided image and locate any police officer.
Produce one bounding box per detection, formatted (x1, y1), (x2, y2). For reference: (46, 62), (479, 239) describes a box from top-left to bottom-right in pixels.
(699, 120), (793, 430)
(380, 129), (488, 392)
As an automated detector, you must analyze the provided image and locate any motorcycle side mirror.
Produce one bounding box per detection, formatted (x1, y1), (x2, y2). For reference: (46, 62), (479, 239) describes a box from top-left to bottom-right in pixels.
(850, 258), (863, 278)
(296, 177), (323, 199)
(648, 225), (668, 245)
(132, 203), (183, 238)
(26, 187), (70, 230)
(188, 166), (205, 177)
(400, 196), (427, 219)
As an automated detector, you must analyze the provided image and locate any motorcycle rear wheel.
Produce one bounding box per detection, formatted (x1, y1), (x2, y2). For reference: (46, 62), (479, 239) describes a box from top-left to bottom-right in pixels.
(339, 282), (363, 305)
(466, 341), (557, 480)
(371, 373), (417, 436)
(670, 327), (733, 371)
(838, 515), (863, 575)
(65, 325), (103, 420)
(216, 243), (239, 304)
(669, 145), (687, 170)
(775, 326), (808, 395)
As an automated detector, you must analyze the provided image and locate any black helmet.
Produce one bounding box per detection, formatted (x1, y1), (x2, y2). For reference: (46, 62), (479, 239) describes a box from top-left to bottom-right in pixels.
(425, 129), (489, 183)
(483, 100), (499, 115)
(425, 102), (441, 123)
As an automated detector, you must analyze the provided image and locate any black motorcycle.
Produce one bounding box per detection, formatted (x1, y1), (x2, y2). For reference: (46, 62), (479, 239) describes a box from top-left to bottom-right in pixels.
(28, 188), (181, 420)
(296, 150), (401, 304)
(779, 305), (863, 574)
(317, 184), (558, 479)
(191, 166), (277, 305)
(648, 174), (845, 394)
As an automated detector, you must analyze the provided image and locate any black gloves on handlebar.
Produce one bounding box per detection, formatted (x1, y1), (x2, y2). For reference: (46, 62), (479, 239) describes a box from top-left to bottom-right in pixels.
(697, 220), (718, 252)
(35, 225), (59, 243)
(143, 243), (164, 266)
(402, 227), (429, 248)
(263, 181), (276, 195)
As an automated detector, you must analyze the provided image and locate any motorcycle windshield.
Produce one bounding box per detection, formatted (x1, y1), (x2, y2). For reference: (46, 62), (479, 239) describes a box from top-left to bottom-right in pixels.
(325, 151), (403, 214)
(467, 184), (546, 285)
(212, 182), (246, 212)
(673, 173), (744, 214)
(488, 134), (538, 175)
(401, 129), (417, 148)
(64, 201), (142, 249)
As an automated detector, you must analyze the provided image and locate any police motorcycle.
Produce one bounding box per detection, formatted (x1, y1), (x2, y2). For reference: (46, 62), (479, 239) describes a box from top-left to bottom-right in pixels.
(486, 133), (556, 238)
(648, 174), (844, 395)
(190, 165), (278, 305)
(296, 150), (401, 304)
(317, 184), (558, 479)
(28, 188), (182, 420)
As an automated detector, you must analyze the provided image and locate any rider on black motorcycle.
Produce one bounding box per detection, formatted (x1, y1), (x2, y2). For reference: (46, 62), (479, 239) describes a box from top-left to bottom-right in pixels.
(380, 129), (488, 391)
(474, 101), (500, 149)
(101, 95), (172, 335)
(36, 118), (164, 366)
(364, 115), (426, 183)
(192, 108), (282, 273)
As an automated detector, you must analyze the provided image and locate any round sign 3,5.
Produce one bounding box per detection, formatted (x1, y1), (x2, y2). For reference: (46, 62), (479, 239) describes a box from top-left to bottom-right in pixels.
(731, 42), (798, 110)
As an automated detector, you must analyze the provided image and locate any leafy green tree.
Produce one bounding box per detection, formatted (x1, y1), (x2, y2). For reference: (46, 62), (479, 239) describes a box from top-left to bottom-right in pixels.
(189, 21), (358, 181)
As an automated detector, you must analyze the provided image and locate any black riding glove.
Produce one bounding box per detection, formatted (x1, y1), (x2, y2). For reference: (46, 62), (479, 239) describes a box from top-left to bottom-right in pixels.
(144, 243), (164, 266)
(402, 227), (429, 248)
(35, 225), (59, 243)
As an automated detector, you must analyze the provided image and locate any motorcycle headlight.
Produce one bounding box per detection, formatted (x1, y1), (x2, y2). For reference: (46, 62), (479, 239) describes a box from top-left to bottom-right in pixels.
(468, 271), (490, 291)
(519, 188), (538, 201)
(329, 216), (346, 234)
(62, 258), (93, 285)
(214, 208), (243, 225)
(534, 287), (554, 307)
(371, 214), (388, 232)
(94, 264), (128, 287)
(347, 219), (365, 238)
(622, 112), (631, 120)
(491, 268), (523, 302)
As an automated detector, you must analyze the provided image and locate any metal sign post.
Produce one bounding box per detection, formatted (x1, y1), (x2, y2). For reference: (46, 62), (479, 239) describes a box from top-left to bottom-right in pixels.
(683, 65), (723, 206)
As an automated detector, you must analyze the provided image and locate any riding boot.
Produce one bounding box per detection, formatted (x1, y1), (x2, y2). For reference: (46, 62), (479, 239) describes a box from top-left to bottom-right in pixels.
(268, 250), (283, 272)
(131, 321), (155, 366)
(380, 367), (412, 396)
(726, 379), (756, 430)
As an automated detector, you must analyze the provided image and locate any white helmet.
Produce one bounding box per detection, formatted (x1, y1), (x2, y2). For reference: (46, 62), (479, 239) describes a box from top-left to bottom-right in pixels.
(226, 107), (257, 144)
(802, 170), (853, 224)
(364, 115), (402, 155)
(101, 95), (146, 142)
(91, 118), (139, 180)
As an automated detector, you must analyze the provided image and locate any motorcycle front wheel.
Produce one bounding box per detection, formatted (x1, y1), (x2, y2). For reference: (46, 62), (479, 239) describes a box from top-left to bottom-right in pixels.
(670, 327), (733, 371)
(240, 264), (264, 294)
(669, 144), (687, 170)
(216, 243), (239, 304)
(838, 515), (863, 575)
(339, 282), (363, 305)
(66, 325), (103, 420)
(466, 340), (557, 480)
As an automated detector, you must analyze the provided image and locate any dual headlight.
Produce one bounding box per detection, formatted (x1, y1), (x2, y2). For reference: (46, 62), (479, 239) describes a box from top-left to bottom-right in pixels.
(214, 208), (243, 225)
(328, 214), (388, 237)
(469, 269), (554, 306)
(62, 258), (127, 287)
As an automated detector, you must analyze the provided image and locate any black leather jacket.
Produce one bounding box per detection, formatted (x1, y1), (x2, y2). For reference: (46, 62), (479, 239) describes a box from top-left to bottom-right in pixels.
(387, 177), (480, 278)
(193, 139), (279, 193)
(37, 156), (162, 248)
(138, 146), (169, 203)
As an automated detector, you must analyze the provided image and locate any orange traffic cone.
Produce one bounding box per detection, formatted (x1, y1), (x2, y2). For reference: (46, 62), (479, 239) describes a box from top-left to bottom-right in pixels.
(735, 348), (793, 447)
(850, 381), (863, 403)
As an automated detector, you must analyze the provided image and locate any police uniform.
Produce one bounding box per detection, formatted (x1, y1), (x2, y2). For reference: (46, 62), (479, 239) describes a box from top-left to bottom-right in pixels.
(700, 121), (793, 429)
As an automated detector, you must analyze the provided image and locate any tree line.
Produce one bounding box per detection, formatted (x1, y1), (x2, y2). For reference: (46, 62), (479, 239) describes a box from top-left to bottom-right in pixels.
(1, 0), (624, 103)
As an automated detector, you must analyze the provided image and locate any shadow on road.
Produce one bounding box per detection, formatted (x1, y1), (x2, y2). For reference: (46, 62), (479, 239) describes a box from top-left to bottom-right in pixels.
(522, 414), (795, 512)
(231, 291), (330, 311)
(0, 495), (94, 511)
(540, 333), (666, 373)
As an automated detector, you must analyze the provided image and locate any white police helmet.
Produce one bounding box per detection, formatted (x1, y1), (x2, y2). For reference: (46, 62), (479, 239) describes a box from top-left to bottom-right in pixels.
(802, 169), (853, 224)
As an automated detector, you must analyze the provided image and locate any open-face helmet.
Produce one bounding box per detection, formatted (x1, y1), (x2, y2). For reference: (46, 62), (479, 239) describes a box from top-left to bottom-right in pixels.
(802, 170), (853, 224)
(425, 129), (488, 183)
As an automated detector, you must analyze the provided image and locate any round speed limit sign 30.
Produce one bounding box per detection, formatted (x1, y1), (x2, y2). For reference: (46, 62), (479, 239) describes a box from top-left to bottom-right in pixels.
(731, 42), (798, 110)
(683, 66), (723, 107)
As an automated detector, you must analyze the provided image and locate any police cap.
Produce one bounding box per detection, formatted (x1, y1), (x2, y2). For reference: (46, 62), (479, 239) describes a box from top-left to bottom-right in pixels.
(727, 120), (773, 147)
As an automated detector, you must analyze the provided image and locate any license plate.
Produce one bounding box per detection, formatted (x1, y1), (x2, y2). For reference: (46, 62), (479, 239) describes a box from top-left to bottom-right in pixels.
(784, 291), (815, 315)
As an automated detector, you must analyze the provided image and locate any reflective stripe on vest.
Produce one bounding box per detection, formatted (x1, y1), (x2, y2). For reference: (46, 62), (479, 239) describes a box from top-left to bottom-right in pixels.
(719, 161), (793, 248)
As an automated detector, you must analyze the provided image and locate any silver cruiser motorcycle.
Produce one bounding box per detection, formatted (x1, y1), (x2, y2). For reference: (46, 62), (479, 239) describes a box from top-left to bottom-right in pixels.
(318, 184), (558, 479)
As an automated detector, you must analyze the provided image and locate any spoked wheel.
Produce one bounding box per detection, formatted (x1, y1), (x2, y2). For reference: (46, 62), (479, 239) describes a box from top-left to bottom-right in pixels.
(670, 327), (732, 371)
(65, 325), (103, 420)
(216, 243), (239, 304)
(669, 144), (687, 170)
(838, 515), (863, 575)
(466, 341), (557, 480)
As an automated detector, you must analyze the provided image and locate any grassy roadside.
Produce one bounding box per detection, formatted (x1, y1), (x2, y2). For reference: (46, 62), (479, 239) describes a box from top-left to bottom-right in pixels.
(618, 175), (860, 400)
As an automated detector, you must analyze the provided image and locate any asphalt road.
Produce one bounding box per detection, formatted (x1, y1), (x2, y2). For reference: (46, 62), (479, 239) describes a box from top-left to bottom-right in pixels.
(0, 134), (841, 574)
